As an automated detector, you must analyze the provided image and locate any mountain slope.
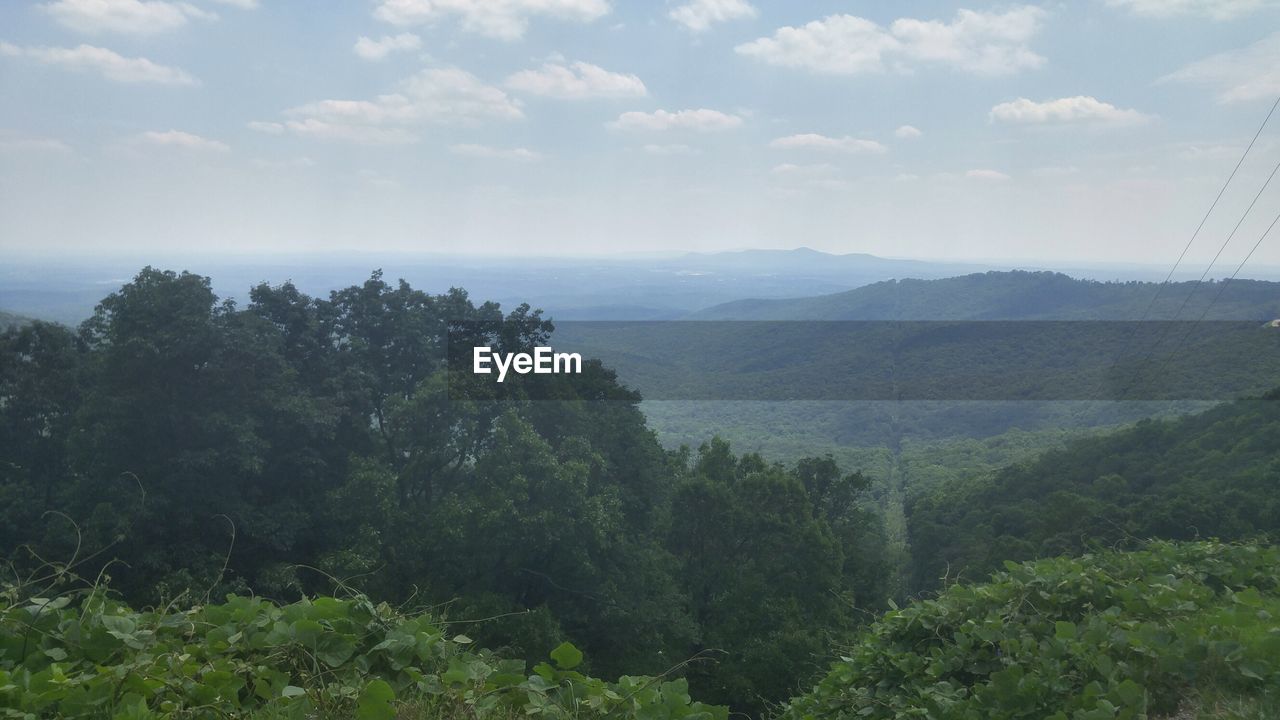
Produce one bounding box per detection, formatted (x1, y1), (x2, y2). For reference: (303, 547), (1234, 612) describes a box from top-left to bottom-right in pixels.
(907, 389), (1280, 592)
(692, 271), (1280, 320)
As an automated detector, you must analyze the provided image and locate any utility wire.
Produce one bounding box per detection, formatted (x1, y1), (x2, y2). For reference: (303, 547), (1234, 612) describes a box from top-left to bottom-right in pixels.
(1160, 156), (1280, 330)
(1099, 95), (1279, 399)
(1116, 150), (1280, 399)
(1131, 95), (1280, 324)
(1148, 208), (1280, 385)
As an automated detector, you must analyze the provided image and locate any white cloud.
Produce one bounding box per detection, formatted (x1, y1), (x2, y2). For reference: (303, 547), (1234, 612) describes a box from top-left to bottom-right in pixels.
(736, 15), (894, 75)
(736, 6), (1046, 76)
(610, 108), (743, 131)
(132, 129), (229, 152)
(669, 0), (757, 32)
(505, 61), (645, 99)
(353, 33), (422, 61)
(372, 0), (609, 40)
(451, 143), (544, 161)
(643, 143), (698, 155)
(247, 120), (285, 134)
(208, 0), (258, 7)
(1176, 142), (1248, 161)
(1105, 0), (1277, 20)
(989, 96), (1153, 125)
(278, 68), (523, 144)
(281, 120), (419, 145)
(41, 0), (215, 35)
(967, 168), (1010, 180)
(894, 124), (922, 139)
(0, 42), (196, 85)
(286, 99), (414, 125)
(770, 133), (888, 154)
(0, 132), (73, 154)
(1162, 32), (1280, 103)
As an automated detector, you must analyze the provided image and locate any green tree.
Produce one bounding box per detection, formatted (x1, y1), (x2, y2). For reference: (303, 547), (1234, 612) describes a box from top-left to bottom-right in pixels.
(669, 439), (886, 712)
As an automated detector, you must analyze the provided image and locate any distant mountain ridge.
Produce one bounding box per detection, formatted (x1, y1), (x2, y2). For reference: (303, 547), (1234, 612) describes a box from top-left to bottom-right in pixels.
(691, 270), (1280, 320)
(0, 310), (30, 329)
(0, 249), (997, 324)
(657, 247), (984, 276)
(5, 253), (1278, 324)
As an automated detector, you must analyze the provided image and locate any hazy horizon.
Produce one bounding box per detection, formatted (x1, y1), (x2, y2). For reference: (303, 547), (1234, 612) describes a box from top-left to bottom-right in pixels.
(3, 244), (1280, 276)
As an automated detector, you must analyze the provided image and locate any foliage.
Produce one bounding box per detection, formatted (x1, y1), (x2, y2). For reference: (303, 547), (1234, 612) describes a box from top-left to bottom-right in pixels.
(907, 392), (1280, 592)
(667, 442), (888, 709)
(784, 541), (1280, 720)
(0, 577), (728, 720)
(0, 267), (890, 714)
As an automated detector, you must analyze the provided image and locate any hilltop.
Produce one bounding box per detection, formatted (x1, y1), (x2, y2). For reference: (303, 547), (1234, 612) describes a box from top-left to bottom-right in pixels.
(692, 271), (1280, 320)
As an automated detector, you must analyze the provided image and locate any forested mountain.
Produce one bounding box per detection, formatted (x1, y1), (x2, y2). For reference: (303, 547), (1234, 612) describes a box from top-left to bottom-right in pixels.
(656, 247), (984, 280)
(608, 270), (1280, 502)
(907, 390), (1280, 593)
(0, 250), (996, 325)
(9, 256), (1275, 327)
(693, 271), (1280, 320)
(0, 267), (889, 714)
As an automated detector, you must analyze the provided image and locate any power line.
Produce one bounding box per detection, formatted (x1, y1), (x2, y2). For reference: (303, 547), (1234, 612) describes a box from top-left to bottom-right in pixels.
(1099, 95), (1280, 400)
(1160, 155), (1280, 326)
(1148, 208), (1280, 385)
(1132, 95), (1280, 324)
(1114, 132), (1280, 399)
(1214, 211), (1280, 301)
(1115, 151), (1280, 399)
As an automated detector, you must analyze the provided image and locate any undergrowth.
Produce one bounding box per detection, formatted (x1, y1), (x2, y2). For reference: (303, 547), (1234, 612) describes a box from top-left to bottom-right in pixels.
(783, 540), (1280, 720)
(0, 556), (727, 720)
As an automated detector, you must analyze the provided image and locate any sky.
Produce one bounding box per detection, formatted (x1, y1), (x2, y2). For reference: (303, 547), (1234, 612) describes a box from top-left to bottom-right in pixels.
(2, 0), (1280, 267)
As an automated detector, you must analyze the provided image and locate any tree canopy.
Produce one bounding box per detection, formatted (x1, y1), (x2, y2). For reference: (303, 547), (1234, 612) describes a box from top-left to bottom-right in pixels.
(0, 267), (890, 714)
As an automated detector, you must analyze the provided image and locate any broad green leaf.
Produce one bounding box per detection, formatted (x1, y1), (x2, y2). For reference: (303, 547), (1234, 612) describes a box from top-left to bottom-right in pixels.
(550, 642), (583, 670)
(356, 679), (395, 720)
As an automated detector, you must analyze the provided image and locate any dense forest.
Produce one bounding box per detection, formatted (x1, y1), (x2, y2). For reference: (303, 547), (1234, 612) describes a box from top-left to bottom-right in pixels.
(692, 271), (1280, 321)
(555, 319), (1280, 402)
(907, 390), (1280, 593)
(0, 268), (889, 713)
(3, 267), (1279, 718)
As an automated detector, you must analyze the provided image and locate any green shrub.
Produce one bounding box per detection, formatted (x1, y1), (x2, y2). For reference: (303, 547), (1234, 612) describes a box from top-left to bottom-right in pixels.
(0, 586), (727, 720)
(784, 541), (1280, 720)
